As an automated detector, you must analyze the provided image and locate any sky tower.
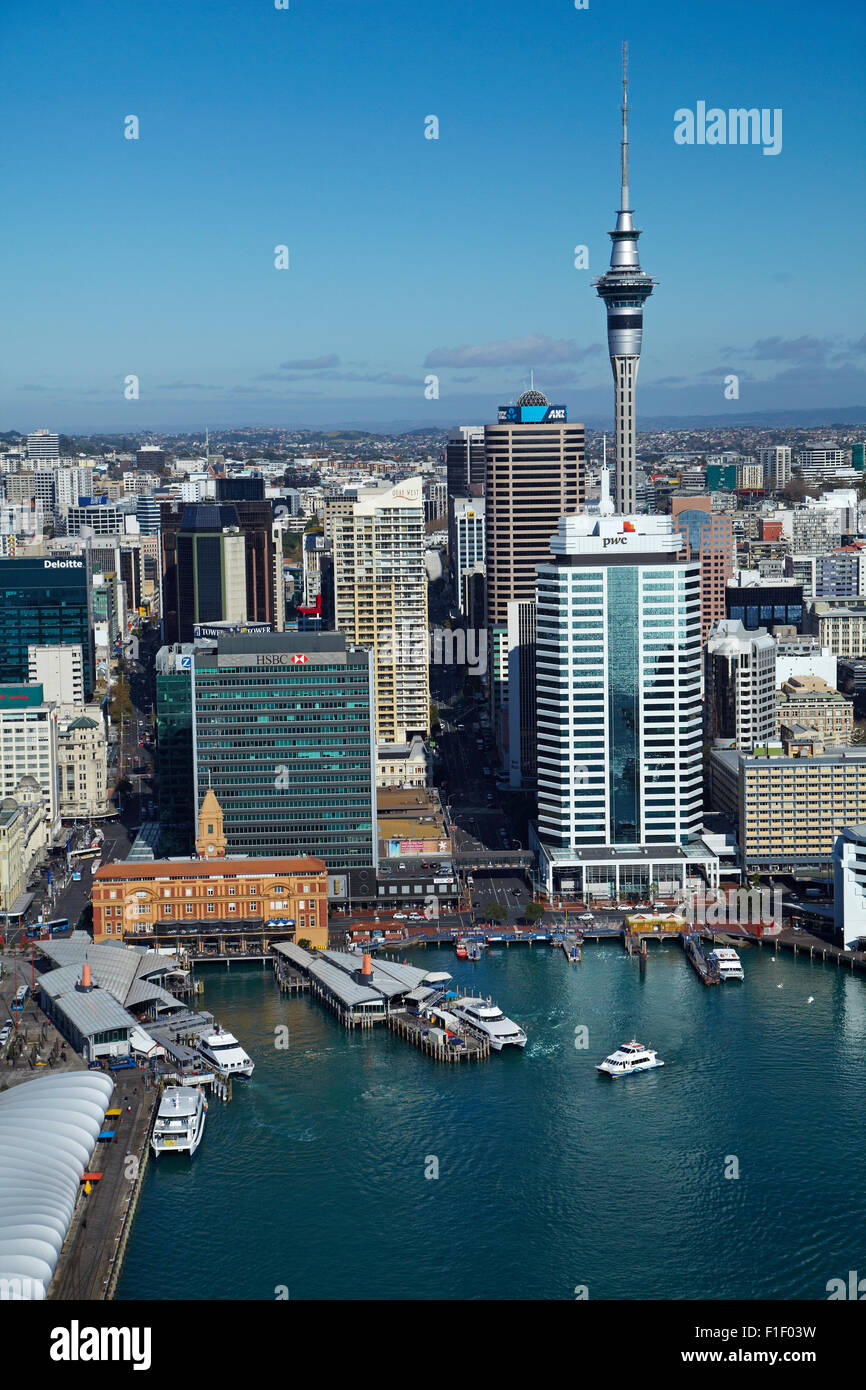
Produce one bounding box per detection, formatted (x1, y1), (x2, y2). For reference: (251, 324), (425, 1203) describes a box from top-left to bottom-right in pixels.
(593, 42), (657, 515)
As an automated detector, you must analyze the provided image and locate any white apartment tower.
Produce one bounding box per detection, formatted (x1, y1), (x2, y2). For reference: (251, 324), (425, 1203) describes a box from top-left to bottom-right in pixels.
(533, 514), (712, 900)
(333, 478), (429, 746)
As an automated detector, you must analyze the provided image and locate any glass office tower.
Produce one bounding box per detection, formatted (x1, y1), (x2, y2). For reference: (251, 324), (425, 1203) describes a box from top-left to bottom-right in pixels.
(155, 643), (197, 854)
(192, 632), (377, 869)
(0, 556), (94, 697)
(533, 513), (715, 900)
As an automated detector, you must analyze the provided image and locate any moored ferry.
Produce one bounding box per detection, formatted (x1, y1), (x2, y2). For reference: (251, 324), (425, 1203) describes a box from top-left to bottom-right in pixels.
(708, 948), (744, 981)
(197, 1028), (255, 1076)
(151, 1085), (207, 1158)
(449, 996), (527, 1051)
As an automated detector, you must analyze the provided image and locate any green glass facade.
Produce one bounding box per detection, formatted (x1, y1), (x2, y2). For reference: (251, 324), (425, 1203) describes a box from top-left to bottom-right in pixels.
(193, 633), (376, 870)
(0, 557), (94, 696)
(156, 665), (195, 854)
(606, 568), (640, 842)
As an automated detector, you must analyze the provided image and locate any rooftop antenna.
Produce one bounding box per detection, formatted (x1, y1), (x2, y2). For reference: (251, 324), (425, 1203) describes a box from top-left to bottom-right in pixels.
(620, 40), (630, 212)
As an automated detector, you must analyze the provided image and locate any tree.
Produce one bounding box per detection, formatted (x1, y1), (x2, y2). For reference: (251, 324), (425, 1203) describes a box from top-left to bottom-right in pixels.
(430, 702), (440, 733)
(484, 902), (507, 922)
(524, 903), (545, 925)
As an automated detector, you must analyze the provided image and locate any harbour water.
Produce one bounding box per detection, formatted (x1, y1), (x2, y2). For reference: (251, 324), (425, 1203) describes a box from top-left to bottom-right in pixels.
(117, 943), (866, 1301)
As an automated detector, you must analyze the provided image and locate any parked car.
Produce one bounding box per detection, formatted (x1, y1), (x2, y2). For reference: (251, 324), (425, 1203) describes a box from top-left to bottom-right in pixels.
(407, 913), (424, 921)
(393, 912), (407, 920)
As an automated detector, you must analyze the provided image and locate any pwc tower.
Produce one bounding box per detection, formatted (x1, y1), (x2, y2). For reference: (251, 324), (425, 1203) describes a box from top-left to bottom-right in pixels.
(593, 43), (656, 515)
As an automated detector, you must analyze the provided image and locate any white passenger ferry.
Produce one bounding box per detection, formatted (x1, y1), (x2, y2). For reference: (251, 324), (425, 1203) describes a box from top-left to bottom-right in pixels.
(708, 948), (744, 981)
(151, 1085), (207, 1158)
(596, 1040), (664, 1077)
(197, 1028), (255, 1076)
(448, 997), (527, 1051)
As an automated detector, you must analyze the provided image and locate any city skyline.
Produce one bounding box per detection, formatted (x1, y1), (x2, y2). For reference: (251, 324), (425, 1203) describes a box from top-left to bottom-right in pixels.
(2, 0), (865, 430)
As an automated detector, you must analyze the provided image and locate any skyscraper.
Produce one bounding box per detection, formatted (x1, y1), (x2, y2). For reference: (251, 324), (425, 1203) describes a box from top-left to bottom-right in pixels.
(593, 44), (656, 515)
(191, 632), (377, 871)
(484, 390), (585, 743)
(0, 555), (94, 697)
(705, 619), (777, 750)
(160, 499), (281, 643)
(532, 514), (714, 900)
(332, 479), (429, 747)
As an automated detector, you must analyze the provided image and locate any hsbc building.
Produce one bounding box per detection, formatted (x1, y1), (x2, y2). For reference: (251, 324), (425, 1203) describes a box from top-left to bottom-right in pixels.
(192, 631), (378, 872)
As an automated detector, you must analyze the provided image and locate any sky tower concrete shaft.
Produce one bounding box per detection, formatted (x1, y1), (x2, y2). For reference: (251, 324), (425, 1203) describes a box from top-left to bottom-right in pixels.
(593, 42), (657, 515)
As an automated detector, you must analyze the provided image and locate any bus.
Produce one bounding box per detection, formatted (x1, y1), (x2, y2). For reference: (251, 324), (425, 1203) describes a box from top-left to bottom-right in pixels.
(11, 985), (27, 1011)
(45, 918), (70, 936)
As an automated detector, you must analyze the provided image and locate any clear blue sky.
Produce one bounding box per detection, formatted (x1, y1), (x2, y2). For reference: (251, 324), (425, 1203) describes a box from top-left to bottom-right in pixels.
(2, 0), (864, 432)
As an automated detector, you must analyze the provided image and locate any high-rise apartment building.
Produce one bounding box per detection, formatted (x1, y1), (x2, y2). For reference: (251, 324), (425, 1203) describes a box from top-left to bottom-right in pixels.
(759, 446), (792, 489)
(705, 619), (777, 750)
(332, 479), (429, 746)
(532, 514), (713, 900)
(484, 391), (584, 735)
(424, 480), (447, 526)
(192, 632), (377, 871)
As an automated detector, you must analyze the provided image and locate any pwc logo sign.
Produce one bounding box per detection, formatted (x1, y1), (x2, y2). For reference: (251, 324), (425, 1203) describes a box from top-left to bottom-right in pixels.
(602, 536), (629, 548)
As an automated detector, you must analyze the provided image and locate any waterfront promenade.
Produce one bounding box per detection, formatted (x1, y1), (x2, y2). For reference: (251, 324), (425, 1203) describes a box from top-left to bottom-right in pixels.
(50, 1071), (157, 1301)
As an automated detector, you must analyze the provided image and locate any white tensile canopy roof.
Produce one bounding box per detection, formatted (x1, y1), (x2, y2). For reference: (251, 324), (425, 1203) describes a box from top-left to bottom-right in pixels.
(0, 1072), (114, 1297)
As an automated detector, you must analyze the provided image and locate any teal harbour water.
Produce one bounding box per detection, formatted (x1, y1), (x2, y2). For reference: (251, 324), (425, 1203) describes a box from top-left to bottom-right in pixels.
(116, 942), (866, 1301)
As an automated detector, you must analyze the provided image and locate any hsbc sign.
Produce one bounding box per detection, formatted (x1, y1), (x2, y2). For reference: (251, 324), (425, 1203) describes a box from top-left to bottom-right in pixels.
(291, 654), (307, 664)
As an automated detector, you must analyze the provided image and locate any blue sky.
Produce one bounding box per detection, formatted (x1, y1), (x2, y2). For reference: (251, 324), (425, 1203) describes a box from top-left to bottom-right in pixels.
(2, 0), (864, 433)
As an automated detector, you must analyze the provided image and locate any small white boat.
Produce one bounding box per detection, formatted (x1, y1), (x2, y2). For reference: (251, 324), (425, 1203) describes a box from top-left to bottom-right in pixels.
(597, 1039), (664, 1077)
(151, 1085), (207, 1158)
(197, 1028), (255, 1076)
(708, 948), (744, 981)
(449, 996), (527, 1051)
